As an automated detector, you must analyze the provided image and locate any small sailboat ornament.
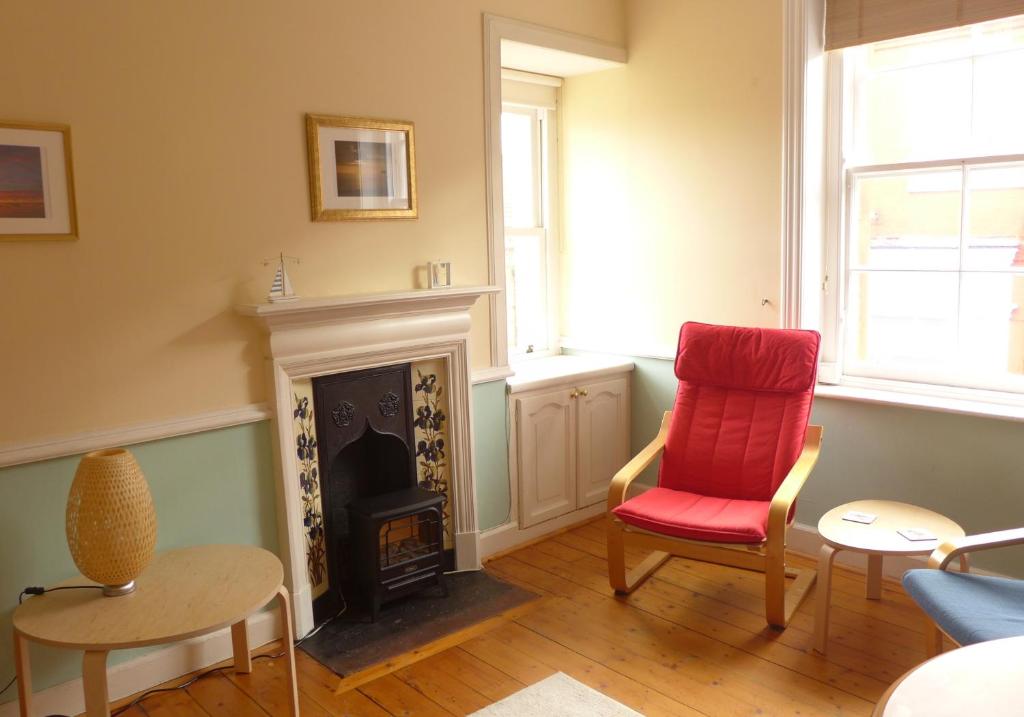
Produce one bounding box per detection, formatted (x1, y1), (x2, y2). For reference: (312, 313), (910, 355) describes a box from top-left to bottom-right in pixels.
(264, 253), (300, 303)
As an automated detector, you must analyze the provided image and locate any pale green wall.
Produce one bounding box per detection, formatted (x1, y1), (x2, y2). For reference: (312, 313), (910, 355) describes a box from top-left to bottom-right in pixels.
(0, 421), (278, 705)
(473, 379), (512, 531)
(627, 356), (1024, 577)
(0, 382), (514, 705)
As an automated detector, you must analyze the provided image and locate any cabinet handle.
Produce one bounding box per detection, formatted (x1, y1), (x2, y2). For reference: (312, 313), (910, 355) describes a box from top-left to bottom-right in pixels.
(579, 388), (589, 397)
(569, 389), (579, 399)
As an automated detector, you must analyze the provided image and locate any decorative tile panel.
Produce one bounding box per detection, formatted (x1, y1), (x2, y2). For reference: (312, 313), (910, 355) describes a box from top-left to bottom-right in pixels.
(291, 378), (328, 599)
(411, 358), (454, 549)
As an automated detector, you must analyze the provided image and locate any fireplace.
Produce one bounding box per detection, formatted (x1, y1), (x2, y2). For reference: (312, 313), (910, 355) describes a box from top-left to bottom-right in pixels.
(310, 363), (450, 621)
(238, 286), (498, 635)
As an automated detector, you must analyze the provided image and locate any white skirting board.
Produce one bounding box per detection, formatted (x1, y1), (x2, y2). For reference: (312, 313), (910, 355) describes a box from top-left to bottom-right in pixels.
(0, 610), (281, 717)
(480, 502), (607, 559)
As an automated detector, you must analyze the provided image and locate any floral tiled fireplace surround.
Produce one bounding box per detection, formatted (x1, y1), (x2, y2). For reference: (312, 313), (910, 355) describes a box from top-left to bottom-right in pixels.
(292, 358), (455, 621)
(240, 286), (498, 635)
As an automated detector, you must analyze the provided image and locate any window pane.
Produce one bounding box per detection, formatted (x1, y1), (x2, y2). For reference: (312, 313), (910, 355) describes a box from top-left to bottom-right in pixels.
(850, 171), (963, 271)
(852, 59), (971, 164)
(505, 231), (548, 354)
(845, 271), (959, 374)
(964, 164), (1024, 271)
(501, 111), (538, 228)
(972, 49), (1024, 157)
(958, 272), (1024, 386)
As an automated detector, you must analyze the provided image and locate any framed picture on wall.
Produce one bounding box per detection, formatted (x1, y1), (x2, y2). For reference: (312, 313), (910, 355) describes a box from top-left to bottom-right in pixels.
(305, 114), (418, 221)
(0, 121), (77, 241)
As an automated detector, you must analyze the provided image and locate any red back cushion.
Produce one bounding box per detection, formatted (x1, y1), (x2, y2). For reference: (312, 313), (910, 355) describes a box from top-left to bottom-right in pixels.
(658, 322), (820, 501)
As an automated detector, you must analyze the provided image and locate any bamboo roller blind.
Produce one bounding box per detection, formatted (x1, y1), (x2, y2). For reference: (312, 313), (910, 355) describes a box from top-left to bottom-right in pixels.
(826, 0), (1024, 49)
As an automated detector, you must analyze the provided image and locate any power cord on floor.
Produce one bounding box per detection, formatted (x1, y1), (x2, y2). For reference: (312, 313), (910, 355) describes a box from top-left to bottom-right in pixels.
(502, 383), (514, 526)
(109, 593), (347, 716)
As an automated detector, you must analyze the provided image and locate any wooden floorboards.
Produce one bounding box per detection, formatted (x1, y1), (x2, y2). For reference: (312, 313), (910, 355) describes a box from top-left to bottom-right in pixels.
(101, 519), (939, 716)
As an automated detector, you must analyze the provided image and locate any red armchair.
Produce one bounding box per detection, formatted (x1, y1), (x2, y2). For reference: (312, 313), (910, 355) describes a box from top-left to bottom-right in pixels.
(607, 322), (823, 628)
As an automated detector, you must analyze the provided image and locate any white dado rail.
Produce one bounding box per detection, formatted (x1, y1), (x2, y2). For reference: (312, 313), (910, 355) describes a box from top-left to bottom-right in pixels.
(238, 285), (499, 635)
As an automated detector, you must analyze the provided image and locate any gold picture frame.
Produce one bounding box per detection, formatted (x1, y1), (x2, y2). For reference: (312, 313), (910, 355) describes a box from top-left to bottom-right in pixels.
(0, 120), (78, 241)
(305, 113), (418, 221)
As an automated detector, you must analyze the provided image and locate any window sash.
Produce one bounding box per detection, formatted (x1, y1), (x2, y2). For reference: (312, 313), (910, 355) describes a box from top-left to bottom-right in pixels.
(838, 155), (1024, 396)
(501, 98), (560, 360)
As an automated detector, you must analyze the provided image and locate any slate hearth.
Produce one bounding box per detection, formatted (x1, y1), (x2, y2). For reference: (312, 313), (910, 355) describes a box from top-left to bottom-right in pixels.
(299, 571), (539, 678)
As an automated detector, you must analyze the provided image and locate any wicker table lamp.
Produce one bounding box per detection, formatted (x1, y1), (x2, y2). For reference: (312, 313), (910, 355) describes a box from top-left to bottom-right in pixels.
(66, 448), (157, 596)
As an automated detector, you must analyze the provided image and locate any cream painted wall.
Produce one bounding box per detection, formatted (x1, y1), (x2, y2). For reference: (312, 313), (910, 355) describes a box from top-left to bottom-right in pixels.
(561, 0), (783, 348)
(0, 0), (625, 444)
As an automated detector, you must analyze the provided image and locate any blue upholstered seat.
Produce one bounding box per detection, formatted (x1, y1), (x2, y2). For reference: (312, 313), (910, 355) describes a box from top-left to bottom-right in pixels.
(902, 569), (1024, 646)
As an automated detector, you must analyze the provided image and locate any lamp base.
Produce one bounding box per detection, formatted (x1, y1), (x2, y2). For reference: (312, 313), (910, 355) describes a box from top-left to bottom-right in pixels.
(102, 581), (136, 597)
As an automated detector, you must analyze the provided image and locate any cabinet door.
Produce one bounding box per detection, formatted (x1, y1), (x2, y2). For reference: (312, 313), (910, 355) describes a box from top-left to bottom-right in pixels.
(516, 387), (577, 528)
(576, 376), (631, 507)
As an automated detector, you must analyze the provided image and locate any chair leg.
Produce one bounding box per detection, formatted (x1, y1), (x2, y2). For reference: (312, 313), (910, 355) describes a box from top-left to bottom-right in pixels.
(766, 554), (816, 630)
(924, 618), (944, 658)
(765, 552), (787, 629)
(607, 518), (669, 594)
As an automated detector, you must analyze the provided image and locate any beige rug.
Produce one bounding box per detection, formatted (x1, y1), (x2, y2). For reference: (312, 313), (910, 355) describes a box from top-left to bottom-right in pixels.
(471, 673), (643, 716)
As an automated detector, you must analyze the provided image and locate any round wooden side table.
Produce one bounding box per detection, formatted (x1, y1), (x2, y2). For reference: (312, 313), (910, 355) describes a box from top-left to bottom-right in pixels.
(12, 544), (298, 717)
(873, 635), (1024, 716)
(813, 499), (966, 654)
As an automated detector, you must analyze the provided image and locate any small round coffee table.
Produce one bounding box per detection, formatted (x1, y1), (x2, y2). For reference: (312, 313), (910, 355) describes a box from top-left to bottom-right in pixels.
(813, 499), (966, 654)
(12, 544), (298, 717)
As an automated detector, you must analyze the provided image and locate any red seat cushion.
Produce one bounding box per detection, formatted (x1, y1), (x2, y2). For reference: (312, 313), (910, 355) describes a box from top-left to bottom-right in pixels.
(612, 487), (771, 544)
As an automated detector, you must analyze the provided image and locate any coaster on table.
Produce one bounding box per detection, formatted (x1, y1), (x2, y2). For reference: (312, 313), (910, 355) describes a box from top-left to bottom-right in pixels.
(897, 527), (937, 541)
(842, 511), (877, 524)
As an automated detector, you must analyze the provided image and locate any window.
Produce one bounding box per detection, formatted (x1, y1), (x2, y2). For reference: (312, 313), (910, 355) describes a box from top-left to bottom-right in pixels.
(500, 73), (560, 358)
(827, 16), (1024, 397)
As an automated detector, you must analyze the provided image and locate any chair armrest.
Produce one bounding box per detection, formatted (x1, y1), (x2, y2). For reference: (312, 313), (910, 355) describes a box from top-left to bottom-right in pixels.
(607, 412), (671, 512)
(928, 527), (1024, 570)
(767, 425), (824, 541)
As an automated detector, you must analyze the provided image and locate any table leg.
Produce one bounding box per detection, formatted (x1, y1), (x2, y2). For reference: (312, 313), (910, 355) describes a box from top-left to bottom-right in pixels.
(231, 619), (252, 674)
(866, 553), (883, 600)
(82, 650), (110, 717)
(959, 554), (970, 573)
(813, 544), (838, 654)
(276, 586), (299, 717)
(13, 631), (32, 717)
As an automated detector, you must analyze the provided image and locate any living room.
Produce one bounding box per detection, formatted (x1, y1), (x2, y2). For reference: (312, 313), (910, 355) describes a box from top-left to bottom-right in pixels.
(2, 1), (1023, 715)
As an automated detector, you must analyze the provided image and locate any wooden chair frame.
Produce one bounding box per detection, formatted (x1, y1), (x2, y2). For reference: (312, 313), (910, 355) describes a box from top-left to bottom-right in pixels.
(917, 527), (1024, 656)
(607, 411), (824, 629)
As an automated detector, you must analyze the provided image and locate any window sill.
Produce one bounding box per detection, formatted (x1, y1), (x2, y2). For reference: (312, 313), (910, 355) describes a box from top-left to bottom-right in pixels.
(814, 383), (1024, 423)
(506, 354), (635, 394)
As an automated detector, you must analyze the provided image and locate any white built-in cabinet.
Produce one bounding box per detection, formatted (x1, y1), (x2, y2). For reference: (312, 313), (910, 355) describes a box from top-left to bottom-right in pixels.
(508, 357), (633, 529)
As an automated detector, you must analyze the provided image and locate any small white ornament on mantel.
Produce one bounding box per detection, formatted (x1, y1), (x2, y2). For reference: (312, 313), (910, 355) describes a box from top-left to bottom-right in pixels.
(428, 260), (452, 289)
(264, 253), (300, 303)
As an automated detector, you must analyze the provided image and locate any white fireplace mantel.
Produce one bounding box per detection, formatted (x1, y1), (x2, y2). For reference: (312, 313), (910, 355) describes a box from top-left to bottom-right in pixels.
(239, 285), (499, 634)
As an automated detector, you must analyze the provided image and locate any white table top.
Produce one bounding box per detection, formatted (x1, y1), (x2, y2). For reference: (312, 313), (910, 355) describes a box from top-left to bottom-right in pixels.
(13, 545), (282, 650)
(818, 500), (964, 556)
(879, 636), (1024, 716)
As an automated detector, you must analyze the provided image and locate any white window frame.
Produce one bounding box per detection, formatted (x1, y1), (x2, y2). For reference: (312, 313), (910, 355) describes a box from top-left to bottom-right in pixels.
(784, 0), (1024, 417)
